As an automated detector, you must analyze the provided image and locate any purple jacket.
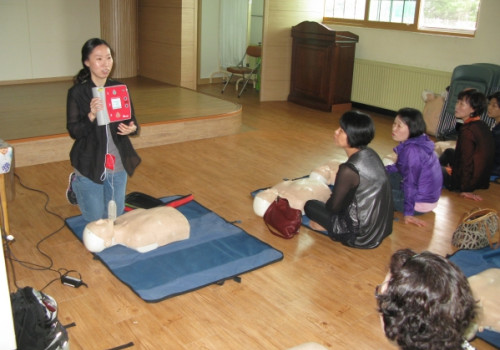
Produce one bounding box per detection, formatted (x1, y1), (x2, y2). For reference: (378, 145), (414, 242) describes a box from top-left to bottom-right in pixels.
(385, 134), (443, 216)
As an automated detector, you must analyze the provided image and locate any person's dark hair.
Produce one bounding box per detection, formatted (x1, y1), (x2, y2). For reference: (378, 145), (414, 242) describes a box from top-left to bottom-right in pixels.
(396, 108), (426, 138)
(73, 38), (112, 84)
(488, 91), (500, 102)
(376, 249), (476, 350)
(457, 89), (487, 117)
(339, 111), (375, 148)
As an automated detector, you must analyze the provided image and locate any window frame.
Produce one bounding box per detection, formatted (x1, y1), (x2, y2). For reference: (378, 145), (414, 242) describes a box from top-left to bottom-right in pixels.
(322, 0), (479, 37)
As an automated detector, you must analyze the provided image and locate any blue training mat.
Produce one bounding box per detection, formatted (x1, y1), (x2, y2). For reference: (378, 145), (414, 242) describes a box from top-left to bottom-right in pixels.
(448, 247), (500, 347)
(65, 196), (284, 302)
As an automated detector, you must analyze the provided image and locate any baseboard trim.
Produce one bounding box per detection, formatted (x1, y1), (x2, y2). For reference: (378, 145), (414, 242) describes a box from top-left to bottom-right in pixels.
(352, 102), (396, 117)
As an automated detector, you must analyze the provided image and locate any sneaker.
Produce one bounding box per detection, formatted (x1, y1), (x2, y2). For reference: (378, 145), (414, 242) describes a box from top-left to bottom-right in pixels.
(66, 172), (77, 205)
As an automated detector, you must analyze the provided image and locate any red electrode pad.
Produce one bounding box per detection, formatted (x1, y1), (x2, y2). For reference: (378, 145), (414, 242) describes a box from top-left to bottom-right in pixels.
(105, 153), (116, 170)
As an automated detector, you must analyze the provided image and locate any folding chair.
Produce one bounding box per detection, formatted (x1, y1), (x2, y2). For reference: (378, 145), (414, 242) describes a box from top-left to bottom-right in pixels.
(221, 45), (262, 97)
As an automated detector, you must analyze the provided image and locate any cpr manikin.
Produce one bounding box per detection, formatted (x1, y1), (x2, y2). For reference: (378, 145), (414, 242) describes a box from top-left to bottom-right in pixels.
(253, 158), (343, 216)
(83, 206), (190, 253)
(466, 268), (500, 336)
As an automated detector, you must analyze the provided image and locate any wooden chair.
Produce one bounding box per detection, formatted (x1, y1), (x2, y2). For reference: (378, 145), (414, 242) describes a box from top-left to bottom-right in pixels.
(221, 45), (262, 97)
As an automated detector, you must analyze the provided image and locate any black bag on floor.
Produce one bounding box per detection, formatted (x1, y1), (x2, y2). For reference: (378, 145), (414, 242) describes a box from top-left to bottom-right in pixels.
(125, 191), (164, 210)
(10, 287), (69, 350)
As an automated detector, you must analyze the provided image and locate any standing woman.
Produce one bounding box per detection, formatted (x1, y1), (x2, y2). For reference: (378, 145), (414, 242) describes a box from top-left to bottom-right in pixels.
(304, 111), (393, 249)
(66, 38), (141, 222)
(385, 108), (442, 227)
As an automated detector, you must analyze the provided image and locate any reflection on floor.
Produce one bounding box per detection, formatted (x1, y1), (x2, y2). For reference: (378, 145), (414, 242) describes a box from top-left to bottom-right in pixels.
(0, 77), (242, 167)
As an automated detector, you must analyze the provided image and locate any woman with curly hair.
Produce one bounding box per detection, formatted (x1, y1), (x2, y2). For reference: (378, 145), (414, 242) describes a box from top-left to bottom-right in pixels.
(375, 249), (477, 350)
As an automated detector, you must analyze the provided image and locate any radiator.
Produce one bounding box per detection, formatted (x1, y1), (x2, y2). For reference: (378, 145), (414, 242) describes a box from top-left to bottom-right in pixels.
(351, 59), (451, 112)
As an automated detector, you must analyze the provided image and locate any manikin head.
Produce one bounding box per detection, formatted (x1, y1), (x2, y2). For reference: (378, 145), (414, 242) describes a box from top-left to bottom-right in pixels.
(83, 219), (115, 253)
(253, 159), (342, 217)
(253, 177), (331, 217)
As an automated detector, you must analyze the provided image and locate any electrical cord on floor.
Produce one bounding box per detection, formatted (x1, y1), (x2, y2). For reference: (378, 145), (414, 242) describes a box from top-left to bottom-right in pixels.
(2, 173), (86, 292)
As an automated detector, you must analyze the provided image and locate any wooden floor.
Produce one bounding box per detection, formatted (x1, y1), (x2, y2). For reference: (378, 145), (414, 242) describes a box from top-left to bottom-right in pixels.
(0, 77), (242, 167)
(3, 82), (499, 349)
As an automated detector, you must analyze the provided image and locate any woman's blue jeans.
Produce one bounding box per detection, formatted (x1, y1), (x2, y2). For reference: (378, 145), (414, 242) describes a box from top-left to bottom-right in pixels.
(388, 171), (423, 216)
(388, 172), (405, 213)
(72, 170), (127, 222)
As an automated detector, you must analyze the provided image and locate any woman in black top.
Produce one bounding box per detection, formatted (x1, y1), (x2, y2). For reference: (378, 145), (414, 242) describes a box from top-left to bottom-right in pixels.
(66, 38), (141, 222)
(304, 111), (393, 249)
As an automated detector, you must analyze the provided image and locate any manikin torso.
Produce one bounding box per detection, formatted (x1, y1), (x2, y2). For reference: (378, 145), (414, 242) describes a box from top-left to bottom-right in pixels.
(83, 206), (190, 253)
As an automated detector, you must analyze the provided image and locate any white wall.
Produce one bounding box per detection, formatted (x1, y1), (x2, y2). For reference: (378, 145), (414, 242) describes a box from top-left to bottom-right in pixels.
(199, 0), (221, 79)
(0, 0), (100, 82)
(250, 0), (263, 45)
(1, 0), (498, 88)
(199, 0), (264, 80)
(326, 0), (500, 72)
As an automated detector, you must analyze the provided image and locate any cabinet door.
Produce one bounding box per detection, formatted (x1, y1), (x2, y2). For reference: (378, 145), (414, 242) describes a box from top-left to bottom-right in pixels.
(330, 43), (356, 106)
(289, 40), (333, 111)
(291, 42), (332, 99)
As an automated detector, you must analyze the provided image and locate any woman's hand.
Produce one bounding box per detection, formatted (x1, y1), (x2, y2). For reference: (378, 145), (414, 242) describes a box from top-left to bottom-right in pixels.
(117, 121), (138, 135)
(88, 97), (103, 122)
(460, 192), (483, 201)
(404, 215), (427, 227)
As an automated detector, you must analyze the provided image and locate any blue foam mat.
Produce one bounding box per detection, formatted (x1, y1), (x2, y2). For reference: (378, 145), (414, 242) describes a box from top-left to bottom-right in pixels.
(65, 196), (283, 302)
(448, 247), (500, 347)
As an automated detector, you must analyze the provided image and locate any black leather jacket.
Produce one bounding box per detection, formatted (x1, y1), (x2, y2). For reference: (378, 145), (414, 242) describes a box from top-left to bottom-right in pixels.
(66, 79), (141, 184)
(345, 147), (393, 248)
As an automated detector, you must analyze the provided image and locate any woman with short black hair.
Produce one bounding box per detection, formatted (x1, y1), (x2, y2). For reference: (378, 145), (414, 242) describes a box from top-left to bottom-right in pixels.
(439, 89), (494, 199)
(385, 107), (442, 227)
(304, 111), (393, 249)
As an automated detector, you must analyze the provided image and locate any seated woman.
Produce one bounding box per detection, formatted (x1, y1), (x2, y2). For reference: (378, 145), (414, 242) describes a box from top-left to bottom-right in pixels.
(385, 108), (442, 227)
(376, 249), (477, 350)
(439, 89), (495, 200)
(487, 91), (500, 183)
(304, 111), (393, 249)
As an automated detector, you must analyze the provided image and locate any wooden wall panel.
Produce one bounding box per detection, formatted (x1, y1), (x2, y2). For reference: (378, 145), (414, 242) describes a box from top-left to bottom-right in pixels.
(140, 0), (183, 7)
(180, 6), (197, 89)
(100, 0), (138, 78)
(138, 0), (196, 89)
(139, 41), (182, 84)
(139, 6), (182, 46)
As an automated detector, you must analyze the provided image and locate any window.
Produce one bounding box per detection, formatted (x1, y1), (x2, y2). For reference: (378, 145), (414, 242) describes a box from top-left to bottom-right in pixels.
(323, 0), (481, 36)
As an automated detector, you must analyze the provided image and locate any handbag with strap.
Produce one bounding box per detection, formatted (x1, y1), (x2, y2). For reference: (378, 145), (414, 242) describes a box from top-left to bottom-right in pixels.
(263, 197), (302, 239)
(452, 208), (499, 250)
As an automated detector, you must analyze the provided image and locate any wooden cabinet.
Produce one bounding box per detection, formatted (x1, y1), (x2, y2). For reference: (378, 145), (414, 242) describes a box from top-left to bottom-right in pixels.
(288, 21), (358, 111)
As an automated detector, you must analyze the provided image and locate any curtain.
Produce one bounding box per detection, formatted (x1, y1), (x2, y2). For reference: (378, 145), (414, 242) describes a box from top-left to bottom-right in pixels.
(219, 0), (249, 69)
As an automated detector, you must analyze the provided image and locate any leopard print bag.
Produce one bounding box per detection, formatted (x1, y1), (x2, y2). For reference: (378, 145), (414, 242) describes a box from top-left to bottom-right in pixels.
(452, 208), (499, 250)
